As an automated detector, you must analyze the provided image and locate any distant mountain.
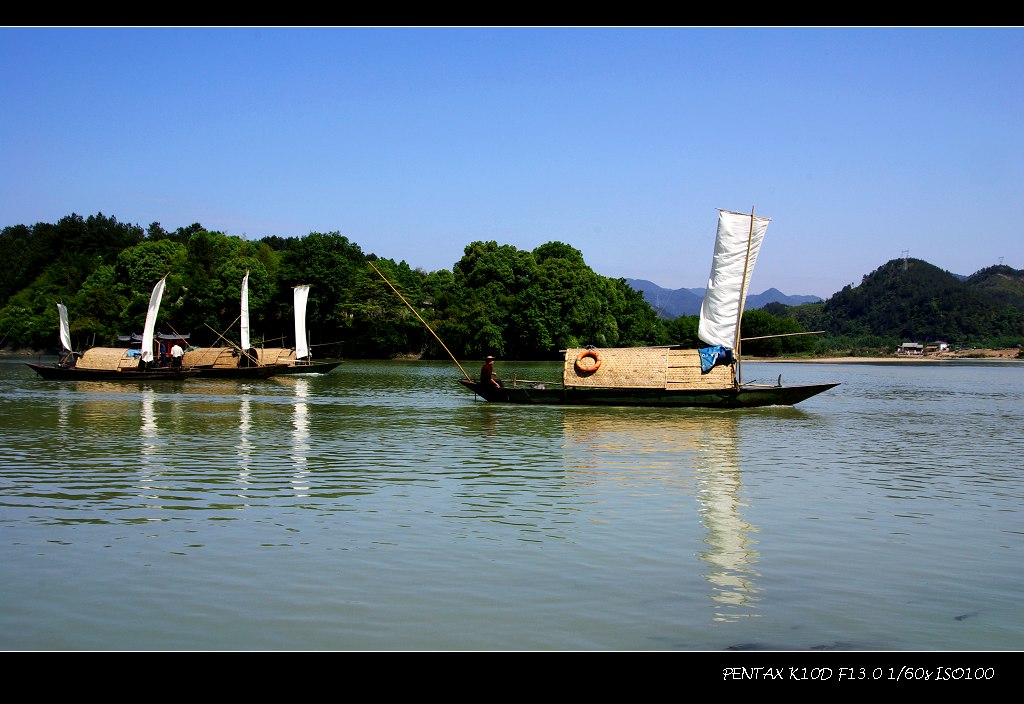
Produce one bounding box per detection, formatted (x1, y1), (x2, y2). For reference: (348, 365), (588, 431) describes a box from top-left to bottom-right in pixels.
(625, 279), (822, 319)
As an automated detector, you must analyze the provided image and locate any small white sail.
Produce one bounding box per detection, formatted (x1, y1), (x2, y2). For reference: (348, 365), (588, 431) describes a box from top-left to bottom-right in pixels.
(294, 285), (310, 360)
(57, 303), (72, 353)
(140, 276), (167, 363)
(697, 209), (770, 350)
(240, 270), (251, 351)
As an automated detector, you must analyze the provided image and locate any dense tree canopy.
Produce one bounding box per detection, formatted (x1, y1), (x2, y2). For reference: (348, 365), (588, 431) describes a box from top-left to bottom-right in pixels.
(3, 214), (1019, 359)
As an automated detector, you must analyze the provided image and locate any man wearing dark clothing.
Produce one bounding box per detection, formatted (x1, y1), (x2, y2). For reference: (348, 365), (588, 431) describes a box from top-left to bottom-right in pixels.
(480, 355), (501, 387)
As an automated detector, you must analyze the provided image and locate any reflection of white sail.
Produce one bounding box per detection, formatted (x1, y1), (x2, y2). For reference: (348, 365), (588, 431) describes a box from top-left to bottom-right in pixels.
(291, 378), (310, 494)
(240, 270), (251, 351)
(698, 209), (769, 351)
(694, 418), (760, 622)
(294, 285), (310, 361)
(57, 303), (72, 353)
(562, 410), (760, 622)
(140, 389), (157, 464)
(140, 276), (167, 364)
(238, 396), (252, 485)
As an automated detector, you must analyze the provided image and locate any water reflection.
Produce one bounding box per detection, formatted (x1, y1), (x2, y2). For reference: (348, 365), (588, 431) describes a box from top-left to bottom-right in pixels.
(693, 416), (761, 622)
(140, 388), (157, 462)
(291, 378), (310, 495)
(238, 395), (252, 484)
(561, 408), (760, 622)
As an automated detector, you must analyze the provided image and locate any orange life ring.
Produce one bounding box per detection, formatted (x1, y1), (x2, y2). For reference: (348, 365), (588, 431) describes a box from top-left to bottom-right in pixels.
(574, 349), (602, 374)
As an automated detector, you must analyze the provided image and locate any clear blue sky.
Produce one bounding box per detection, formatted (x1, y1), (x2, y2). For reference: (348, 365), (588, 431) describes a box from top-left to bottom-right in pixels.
(2, 27), (1021, 299)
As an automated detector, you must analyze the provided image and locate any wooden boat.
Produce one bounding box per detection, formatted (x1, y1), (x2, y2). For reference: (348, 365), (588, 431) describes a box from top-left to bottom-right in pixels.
(183, 272), (292, 379)
(274, 358), (343, 375)
(26, 360), (197, 381)
(27, 278), (198, 381)
(458, 363), (838, 408)
(278, 284), (342, 374)
(457, 208), (839, 409)
(237, 285), (342, 374)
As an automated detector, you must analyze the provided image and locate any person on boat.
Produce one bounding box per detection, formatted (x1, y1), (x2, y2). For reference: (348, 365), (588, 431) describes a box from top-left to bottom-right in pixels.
(170, 343), (184, 368)
(480, 355), (502, 388)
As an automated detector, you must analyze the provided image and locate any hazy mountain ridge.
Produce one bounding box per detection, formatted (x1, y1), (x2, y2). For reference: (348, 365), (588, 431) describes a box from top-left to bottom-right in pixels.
(626, 279), (822, 319)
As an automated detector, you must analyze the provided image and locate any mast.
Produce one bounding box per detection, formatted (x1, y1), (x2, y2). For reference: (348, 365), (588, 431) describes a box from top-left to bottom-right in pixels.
(733, 207), (756, 387)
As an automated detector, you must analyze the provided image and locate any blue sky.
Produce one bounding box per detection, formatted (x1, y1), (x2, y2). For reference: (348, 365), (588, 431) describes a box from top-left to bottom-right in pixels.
(2, 27), (1021, 299)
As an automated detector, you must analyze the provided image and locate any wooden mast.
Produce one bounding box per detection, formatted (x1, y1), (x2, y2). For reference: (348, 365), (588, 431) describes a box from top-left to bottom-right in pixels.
(733, 207), (757, 388)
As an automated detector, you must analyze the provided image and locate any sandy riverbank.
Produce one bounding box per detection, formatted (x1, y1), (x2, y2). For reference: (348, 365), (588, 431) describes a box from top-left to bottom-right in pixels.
(747, 348), (1022, 364)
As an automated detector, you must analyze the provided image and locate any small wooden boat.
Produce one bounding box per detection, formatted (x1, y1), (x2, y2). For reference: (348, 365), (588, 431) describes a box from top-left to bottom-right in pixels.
(183, 275), (341, 378)
(273, 284), (342, 374)
(27, 278), (198, 382)
(26, 360), (198, 381)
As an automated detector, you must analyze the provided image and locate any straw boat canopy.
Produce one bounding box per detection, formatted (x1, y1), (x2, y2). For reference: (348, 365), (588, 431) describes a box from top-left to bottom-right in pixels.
(76, 347), (141, 371)
(562, 346), (734, 389)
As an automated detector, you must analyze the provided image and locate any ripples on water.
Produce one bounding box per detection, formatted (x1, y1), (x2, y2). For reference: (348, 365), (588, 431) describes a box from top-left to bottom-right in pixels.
(1, 357), (1022, 651)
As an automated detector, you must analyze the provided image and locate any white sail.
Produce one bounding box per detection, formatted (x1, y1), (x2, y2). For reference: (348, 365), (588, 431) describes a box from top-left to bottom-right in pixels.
(294, 285), (310, 360)
(140, 276), (166, 363)
(240, 270), (251, 351)
(57, 303), (72, 353)
(697, 209), (770, 350)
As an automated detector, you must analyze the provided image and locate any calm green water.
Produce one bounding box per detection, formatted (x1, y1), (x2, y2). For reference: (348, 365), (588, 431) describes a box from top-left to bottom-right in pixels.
(1, 356), (1022, 652)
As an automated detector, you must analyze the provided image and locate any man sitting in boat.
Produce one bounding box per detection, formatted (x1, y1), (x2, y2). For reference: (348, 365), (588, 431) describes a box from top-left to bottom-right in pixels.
(480, 355), (502, 388)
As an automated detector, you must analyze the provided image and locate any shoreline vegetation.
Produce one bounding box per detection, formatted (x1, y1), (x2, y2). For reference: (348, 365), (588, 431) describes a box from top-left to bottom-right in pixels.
(5, 348), (1021, 364)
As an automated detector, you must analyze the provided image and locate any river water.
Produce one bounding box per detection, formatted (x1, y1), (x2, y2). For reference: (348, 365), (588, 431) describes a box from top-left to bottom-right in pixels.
(1, 356), (1022, 655)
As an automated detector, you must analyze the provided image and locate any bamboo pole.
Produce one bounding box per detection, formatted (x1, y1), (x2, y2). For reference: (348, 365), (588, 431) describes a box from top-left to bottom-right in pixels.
(741, 331), (826, 342)
(203, 323), (260, 365)
(368, 261), (472, 381)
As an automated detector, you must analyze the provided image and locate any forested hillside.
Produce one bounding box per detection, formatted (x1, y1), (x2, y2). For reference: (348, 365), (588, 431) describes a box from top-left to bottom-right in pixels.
(1, 214), (1021, 359)
(777, 259), (1024, 349)
(0, 214), (667, 360)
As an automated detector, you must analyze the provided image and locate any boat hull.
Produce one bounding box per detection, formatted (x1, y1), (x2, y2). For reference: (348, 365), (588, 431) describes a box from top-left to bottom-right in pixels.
(275, 360), (343, 375)
(458, 379), (839, 408)
(26, 363), (198, 381)
(187, 363), (292, 379)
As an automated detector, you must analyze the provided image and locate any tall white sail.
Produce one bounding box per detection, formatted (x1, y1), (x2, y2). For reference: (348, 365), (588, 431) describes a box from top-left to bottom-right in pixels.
(240, 270), (251, 350)
(697, 209), (770, 350)
(294, 285), (310, 360)
(57, 303), (72, 353)
(140, 276), (166, 363)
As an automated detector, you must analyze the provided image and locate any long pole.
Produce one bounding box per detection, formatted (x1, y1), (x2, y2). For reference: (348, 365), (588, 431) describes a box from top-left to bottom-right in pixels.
(368, 261), (472, 381)
(203, 323), (260, 365)
(741, 330), (826, 342)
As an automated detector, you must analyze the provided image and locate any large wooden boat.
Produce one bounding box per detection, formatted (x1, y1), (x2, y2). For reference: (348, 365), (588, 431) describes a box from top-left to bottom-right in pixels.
(458, 347), (838, 408)
(457, 208), (839, 409)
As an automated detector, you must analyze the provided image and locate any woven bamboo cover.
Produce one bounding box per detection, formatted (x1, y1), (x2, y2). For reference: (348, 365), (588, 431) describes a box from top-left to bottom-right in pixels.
(77, 347), (137, 370)
(563, 347), (734, 390)
(255, 348), (297, 365)
(182, 347), (238, 368)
